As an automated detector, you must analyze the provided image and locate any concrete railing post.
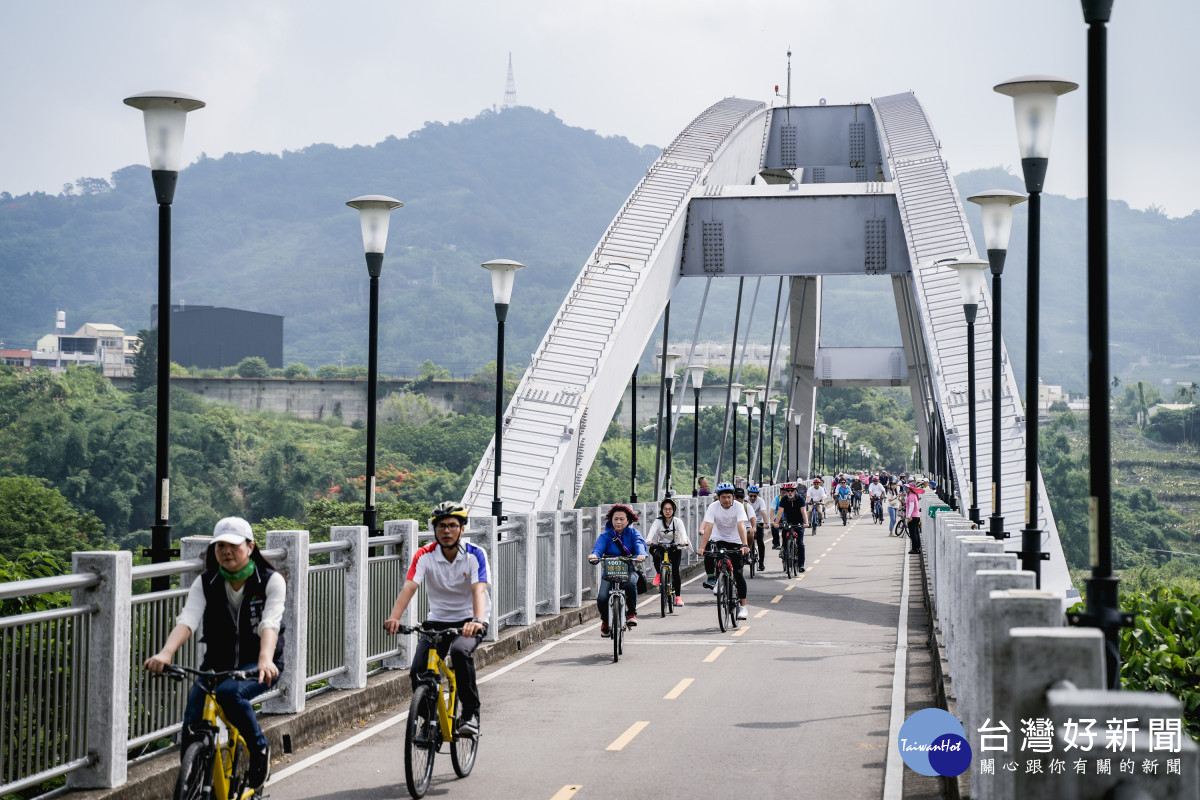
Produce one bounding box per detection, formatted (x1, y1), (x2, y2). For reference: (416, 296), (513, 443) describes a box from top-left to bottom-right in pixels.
(958, 552), (1020, 753)
(467, 515), (500, 641)
(1045, 683), (1200, 799)
(328, 525), (368, 690)
(949, 535), (1001, 697)
(382, 519), (418, 666)
(67, 551), (131, 790)
(261, 530), (309, 714)
(560, 509), (583, 608)
(537, 511), (562, 616)
(510, 512), (538, 626)
(983, 589), (1065, 800)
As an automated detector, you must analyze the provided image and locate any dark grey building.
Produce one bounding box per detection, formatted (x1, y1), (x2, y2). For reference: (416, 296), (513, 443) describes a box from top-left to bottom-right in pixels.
(151, 304), (284, 369)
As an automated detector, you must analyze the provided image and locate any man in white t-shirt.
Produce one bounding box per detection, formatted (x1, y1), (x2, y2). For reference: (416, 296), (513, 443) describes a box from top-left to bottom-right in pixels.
(698, 482), (750, 619)
(385, 501), (491, 738)
(806, 478), (828, 526)
(746, 485), (770, 569)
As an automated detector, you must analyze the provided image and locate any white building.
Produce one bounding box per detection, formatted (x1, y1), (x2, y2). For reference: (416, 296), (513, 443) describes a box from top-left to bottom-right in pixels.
(33, 314), (137, 377)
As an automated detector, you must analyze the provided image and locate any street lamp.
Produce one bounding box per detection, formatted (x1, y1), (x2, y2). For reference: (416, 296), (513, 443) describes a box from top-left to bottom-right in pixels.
(347, 195), (404, 536)
(689, 364), (706, 495)
(914, 433), (922, 474)
(743, 388), (758, 485)
(656, 350), (682, 496)
(482, 258), (526, 521)
(729, 382), (743, 481)
(831, 427), (843, 473)
(969, 189), (1026, 540)
(124, 90), (205, 590)
(948, 257), (989, 525)
(996, 74), (1077, 584)
(630, 365), (639, 502)
(767, 397), (780, 484)
(818, 423), (828, 474)
(792, 412), (804, 478)
(755, 385), (767, 486)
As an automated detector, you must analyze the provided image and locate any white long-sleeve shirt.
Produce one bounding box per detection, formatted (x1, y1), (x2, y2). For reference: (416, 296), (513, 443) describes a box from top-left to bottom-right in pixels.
(645, 517), (689, 547)
(177, 572), (286, 636)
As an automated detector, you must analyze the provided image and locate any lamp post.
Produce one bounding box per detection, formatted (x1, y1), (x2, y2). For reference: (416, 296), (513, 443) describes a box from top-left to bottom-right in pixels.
(743, 389), (758, 486)
(818, 423), (827, 474)
(755, 385), (767, 486)
(630, 366), (638, 502)
(656, 351), (682, 496)
(968, 189), (1027, 540)
(995, 74), (1077, 584)
(948, 257), (990, 525)
(831, 428), (843, 473)
(792, 412), (804, 478)
(124, 90), (205, 590)
(729, 382), (743, 481)
(482, 259), (526, 521)
(689, 364), (706, 495)
(767, 397), (779, 484)
(1070, 0), (1127, 691)
(347, 195), (404, 536)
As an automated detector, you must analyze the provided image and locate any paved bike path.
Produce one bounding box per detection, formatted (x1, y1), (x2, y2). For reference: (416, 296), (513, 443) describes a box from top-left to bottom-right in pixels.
(265, 510), (920, 799)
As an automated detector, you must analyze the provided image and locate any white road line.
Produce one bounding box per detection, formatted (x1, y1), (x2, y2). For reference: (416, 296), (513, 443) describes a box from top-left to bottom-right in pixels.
(663, 678), (694, 700)
(606, 721), (649, 750)
(882, 550), (912, 800)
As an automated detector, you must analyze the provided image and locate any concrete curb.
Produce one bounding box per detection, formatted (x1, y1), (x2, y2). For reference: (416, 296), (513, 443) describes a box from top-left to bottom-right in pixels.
(65, 563), (702, 800)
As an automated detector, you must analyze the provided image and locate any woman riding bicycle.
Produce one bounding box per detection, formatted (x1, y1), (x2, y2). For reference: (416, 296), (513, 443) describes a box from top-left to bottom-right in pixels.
(143, 517), (284, 794)
(588, 504), (647, 636)
(645, 497), (690, 607)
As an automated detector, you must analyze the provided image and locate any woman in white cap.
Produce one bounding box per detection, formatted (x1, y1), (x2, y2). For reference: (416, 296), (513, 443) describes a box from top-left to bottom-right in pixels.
(143, 517), (285, 794)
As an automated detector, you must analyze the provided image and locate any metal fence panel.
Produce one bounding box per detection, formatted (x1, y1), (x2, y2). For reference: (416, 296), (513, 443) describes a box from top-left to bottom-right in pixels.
(127, 589), (198, 750)
(306, 564), (346, 683)
(366, 555), (405, 663)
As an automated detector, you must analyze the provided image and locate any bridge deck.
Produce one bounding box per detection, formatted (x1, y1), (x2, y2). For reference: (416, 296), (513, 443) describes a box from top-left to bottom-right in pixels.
(265, 512), (941, 799)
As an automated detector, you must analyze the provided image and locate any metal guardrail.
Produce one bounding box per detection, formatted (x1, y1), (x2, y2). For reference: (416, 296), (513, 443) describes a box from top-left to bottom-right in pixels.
(0, 495), (754, 794)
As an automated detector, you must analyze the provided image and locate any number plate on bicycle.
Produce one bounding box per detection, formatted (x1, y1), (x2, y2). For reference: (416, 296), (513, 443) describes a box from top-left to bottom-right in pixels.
(601, 558), (631, 582)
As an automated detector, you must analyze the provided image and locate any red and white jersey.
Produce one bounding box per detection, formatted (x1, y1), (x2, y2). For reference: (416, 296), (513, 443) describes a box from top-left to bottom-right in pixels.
(406, 541), (492, 622)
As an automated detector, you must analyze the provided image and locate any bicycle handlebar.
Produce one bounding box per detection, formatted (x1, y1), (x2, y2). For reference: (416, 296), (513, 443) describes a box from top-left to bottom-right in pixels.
(394, 624), (466, 639)
(158, 664), (260, 684)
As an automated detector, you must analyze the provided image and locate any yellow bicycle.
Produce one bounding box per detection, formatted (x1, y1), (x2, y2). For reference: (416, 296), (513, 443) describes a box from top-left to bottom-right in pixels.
(159, 665), (260, 800)
(397, 624), (479, 799)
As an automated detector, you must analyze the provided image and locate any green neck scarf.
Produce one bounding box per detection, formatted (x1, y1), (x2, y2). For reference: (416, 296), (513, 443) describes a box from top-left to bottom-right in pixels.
(219, 562), (255, 582)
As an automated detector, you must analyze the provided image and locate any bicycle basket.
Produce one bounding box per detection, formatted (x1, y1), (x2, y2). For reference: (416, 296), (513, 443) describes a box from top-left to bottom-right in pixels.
(600, 558), (631, 583)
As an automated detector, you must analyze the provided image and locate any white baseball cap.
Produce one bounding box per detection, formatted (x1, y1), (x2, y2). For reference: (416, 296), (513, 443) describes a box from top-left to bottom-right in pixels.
(212, 517), (254, 545)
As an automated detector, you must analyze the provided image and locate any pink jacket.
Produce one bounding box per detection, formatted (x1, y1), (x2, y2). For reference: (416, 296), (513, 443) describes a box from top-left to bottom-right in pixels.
(905, 492), (921, 520)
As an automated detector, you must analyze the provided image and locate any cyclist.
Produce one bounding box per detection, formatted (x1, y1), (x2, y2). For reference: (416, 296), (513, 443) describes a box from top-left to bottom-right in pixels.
(850, 475), (864, 515)
(834, 478), (853, 525)
(868, 476), (885, 524)
(772, 482), (809, 572)
(586, 503), (647, 635)
(646, 497), (690, 607)
(384, 502), (491, 739)
(698, 482), (750, 620)
(805, 477), (827, 527)
(143, 517), (284, 794)
(746, 485), (770, 571)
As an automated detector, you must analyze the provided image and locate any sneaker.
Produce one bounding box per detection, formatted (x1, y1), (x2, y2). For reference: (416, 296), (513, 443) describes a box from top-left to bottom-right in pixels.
(600, 622), (610, 637)
(737, 607), (749, 620)
(713, 583), (721, 595)
(675, 597), (685, 607)
(652, 574), (661, 586)
(626, 613), (638, 627)
(771, 543), (780, 550)
(758, 562), (765, 570)
(798, 567), (806, 573)
(455, 714), (480, 739)
(703, 578), (716, 590)
(908, 550), (920, 554)
(246, 742), (270, 792)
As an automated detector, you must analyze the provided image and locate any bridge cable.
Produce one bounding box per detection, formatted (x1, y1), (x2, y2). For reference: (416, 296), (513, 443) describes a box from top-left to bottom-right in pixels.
(760, 277), (788, 483)
(717, 277), (762, 483)
(664, 277), (713, 496)
(751, 276), (785, 482)
(713, 278), (745, 482)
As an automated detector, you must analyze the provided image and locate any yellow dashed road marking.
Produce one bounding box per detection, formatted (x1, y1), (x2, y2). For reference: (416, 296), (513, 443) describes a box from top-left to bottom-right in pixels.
(607, 721), (650, 751)
(771, 595), (782, 604)
(754, 609), (768, 618)
(664, 678), (694, 700)
(732, 626), (750, 637)
(703, 646), (726, 662)
(550, 786), (583, 800)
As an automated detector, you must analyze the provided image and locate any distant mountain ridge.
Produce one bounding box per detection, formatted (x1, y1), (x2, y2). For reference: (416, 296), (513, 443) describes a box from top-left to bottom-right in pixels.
(1, 113), (1196, 390)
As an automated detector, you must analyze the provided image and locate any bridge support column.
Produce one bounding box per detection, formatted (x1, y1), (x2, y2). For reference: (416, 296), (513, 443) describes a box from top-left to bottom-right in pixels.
(382, 519), (419, 665)
(329, 526), (369, 690)
(262, 530), (309, 714)
(68, 551), (131, 789)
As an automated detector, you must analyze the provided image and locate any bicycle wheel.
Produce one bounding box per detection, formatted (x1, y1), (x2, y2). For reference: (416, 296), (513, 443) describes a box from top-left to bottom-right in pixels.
(728, 574), (740, 629)
(611, 592), (623, 663)
(450, 696), (478, 778)
(783, 538), (793, 578)
(715, 573), (729, 632)
(174, 741), (211, 800)
(659, 564), (670, 618)
(748, 547), (756, 579)
(404, 685), (438, 799)
(789, 540), (798, 576)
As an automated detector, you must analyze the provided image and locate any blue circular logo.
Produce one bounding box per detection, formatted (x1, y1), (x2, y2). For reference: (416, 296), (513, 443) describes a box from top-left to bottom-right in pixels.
(897, 708), (972, 776)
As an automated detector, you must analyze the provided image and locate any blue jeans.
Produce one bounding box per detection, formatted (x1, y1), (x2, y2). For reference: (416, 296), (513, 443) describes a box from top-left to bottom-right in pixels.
(183, 662), (275, 753)
(888, 506), (898, 531)
(597, 574), (637, 622)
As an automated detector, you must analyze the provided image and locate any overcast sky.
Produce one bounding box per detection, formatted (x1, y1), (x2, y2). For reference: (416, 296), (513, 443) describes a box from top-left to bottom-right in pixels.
(2, 1), (1196, 216)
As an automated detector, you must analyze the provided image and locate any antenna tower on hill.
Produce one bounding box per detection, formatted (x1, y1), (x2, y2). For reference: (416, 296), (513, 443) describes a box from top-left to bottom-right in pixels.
(503, 53), (517, 109)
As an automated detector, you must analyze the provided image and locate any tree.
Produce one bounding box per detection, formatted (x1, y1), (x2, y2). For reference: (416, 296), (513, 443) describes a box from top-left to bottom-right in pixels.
(236, 356), (271, 378)
(283, 362), (313, 379)
(0, 475), (105, 562)
(132, 329), (157, 392)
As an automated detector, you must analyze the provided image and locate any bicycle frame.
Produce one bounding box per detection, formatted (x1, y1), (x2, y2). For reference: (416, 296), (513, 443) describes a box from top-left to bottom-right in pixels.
(199, 695), (253, 800)
(417, 640), (459, 744)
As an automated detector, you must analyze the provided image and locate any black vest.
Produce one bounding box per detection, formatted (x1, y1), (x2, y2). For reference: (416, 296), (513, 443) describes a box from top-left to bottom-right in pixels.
(198, 564), (286, 672)
(778, 494), (806, 525)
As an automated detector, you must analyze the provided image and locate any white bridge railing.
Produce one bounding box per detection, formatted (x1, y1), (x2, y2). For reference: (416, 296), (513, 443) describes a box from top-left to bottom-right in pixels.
(0, 495), (718, 794)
